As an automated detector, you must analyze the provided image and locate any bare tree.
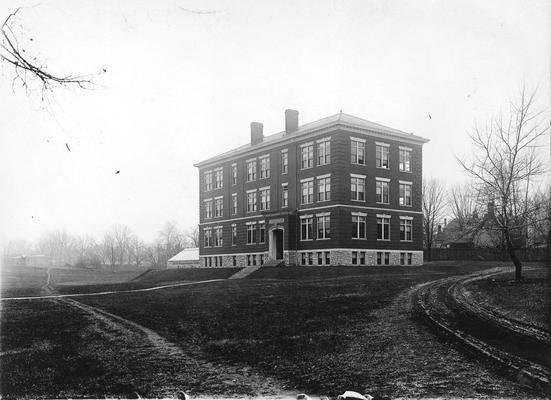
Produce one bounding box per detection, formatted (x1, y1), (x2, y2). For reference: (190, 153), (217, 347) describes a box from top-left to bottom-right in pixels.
(37, 230), (76, 266)
(448, 183), (482, 231)
(128, 235), (147, 268)
(184, 225), (199, 248)
(423, 178), (447, 261)
(457, 87), (549, 281)
(112, 225), (131, 268)
(101, 232), (117, 272)
(1, 8), (102, 98)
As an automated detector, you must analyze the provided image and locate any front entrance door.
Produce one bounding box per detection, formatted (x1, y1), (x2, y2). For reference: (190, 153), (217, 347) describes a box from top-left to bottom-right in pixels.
(274, 229), (283, 260)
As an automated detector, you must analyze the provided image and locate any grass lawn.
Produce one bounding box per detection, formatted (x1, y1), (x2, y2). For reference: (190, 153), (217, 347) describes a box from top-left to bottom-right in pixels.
(466, 266), (550, 330)
(74, 262), (541, 398)
(0, 267), (48, 297)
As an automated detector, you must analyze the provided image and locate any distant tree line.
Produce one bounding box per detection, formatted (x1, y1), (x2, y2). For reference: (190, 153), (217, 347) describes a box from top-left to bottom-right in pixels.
(3, 222), (199, 270)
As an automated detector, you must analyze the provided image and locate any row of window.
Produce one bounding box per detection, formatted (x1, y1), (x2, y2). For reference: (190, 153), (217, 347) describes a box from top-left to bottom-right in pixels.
(351, 251), (413, 265)
(203, 176), (412, 219)
(300, 251), (331, 265)
(202, 254), (266, 267)
(203, 214), (413, 247)
(203, 138), (412, 191)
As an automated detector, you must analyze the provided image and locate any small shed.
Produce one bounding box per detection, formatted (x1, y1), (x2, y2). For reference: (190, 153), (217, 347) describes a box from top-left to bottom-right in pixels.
(167, 248), (200, 269)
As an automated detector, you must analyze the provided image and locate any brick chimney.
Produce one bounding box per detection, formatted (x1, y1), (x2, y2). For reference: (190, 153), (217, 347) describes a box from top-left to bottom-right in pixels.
(250, 122), (264, 145)
(285, 109), (299, 134)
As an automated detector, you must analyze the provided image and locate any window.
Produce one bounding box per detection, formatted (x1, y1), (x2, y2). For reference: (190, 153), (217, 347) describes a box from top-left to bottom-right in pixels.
(359, 251), (366, 265)
(352, 251), (358, 265)
(400, 218), (413, 241)
(247, 160), (257, 182)
(325, 251), (330, 265)
(317, 138), (331, 165)
(399, 148), (411, 172)
(301, 180), (314, 204)
(376, 179), (390, 204)
(232, 224), (237, 246)
(317, 252), (323, 265)
(247, 191), (257, 212)
(281, 150), (288, 174)
(317, 214), (330, 239)
(376, 143), (389, 168)
(317, 176), (331, 202)
(385, 252), (390, 265)
(377, 216), (390, 240)
(308, 252), (313, 265)
(301, 253), (307, 265)
(352, 214), (366, 239)
(260, 156), (270, 179)
(214, 257), (217, 267)
(203, 228), (212, 247)
(247, 255), (251, 266)
(204, 199), (213, 219)
(400, 182), (412, 206)
(247, 223), (257, 244)
(231, 164), (237, 185)
(214, 197), (223, 217)
(351, 176), (365, 201)
(400, 252), (405, 265)
(214, 226), (223, 247)
(260, 188), (270, 210)
(204, 171), (213, 191)
(282, 184), (289, 208)
(300, 216), (313, 241)
(214, 169), (223, 189)
(252, 254), (257, 266)
(260, 254), (264, 265)
(259, 222), (266, 243)
(301, 143), (314, 169)
(407, 252), (412, 265)
(232, 194), (237, 215)
(377, 252), (382, 265)
(232, 255), (237, 266)
(351, 138), (365, 164)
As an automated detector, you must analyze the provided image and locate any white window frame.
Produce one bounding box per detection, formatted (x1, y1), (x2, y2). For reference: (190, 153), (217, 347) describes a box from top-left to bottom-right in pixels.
(300, 142), (314, 169)
(399, 181), (413, 207)
(317, 138), (331, 166)
(376, 142), (390, 169)
(231, 193), (237, 215)
(351, 137), (366, 165)
(214, 226), (223, 247)
(214, 196), (223, 217)
(281, 149), (288, 174)
(300, 215), (313, 241)
(400, 216), (413, 241)
(352, 213), (367, 239)
(282, 183), (289, 208)
(301, 179), (314, 204)
(246, 221), (257, 244)
(204, 170), (213, 191)
(259, 187), (271, 211)
(260, 155), (271, 179)
(377, 214), (391, 241)
(246, 190), (257, 213)
(317, 175), (331, 202)
(376, 178), (390, 204)
(399, 146), (412, 172)
(204, 199), (213, 219)
(351, 175), (366, 201)
(214, 168), (224, 189)
(246, 159), (257, 182)
(231, 163), (237, 185)
(316, 213), (330, 240)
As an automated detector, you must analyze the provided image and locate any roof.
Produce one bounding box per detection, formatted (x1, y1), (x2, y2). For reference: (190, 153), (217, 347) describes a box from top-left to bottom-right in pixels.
(194, 112), (430, 168)
(168, 248), (199, 262)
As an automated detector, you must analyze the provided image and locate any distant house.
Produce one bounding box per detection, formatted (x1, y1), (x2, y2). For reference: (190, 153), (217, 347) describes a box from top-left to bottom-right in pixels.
(434, 202), (508, 249)
(167, 248), (200, 269)
(5, 254), (51, 268)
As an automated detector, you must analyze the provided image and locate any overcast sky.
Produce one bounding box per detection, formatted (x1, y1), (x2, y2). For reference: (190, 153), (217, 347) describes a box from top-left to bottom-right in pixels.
(1, 0), (550, 245)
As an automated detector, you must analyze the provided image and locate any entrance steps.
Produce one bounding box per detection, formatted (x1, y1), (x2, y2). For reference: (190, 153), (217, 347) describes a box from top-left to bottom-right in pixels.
(262, 259), (285, 267)
(228, 266), (262, 280)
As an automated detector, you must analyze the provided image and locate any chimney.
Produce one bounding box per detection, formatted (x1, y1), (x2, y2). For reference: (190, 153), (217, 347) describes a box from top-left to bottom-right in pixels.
(250, 122), (263, 145)
(285, 109), (299, 134)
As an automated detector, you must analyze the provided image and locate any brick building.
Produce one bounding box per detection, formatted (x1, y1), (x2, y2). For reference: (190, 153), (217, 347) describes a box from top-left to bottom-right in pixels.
(194, 110), (429, 267)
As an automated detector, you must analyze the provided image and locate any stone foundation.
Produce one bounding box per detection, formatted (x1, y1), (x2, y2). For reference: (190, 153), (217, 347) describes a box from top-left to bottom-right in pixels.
(201, 249), (423, 267)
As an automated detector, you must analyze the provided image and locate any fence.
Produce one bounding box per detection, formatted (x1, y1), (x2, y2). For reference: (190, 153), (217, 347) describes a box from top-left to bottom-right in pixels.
(425, 247), (549, 262)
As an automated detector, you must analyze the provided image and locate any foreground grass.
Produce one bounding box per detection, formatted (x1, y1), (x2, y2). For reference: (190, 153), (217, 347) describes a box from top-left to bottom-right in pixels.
(75, 263), (540, 398)
(467, 267), (550, 330)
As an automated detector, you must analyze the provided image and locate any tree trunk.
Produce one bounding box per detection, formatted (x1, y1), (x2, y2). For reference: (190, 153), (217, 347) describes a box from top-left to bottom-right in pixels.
(505, 231), (522, 281)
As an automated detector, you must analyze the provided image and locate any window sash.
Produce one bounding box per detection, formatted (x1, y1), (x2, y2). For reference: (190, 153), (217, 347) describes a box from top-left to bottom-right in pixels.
(376, 146), (389, 168)
(377, 217), (390, 240)
(351, 177), (365, 201)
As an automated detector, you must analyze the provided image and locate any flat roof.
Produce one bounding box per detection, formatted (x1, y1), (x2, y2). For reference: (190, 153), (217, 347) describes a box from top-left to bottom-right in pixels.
(194, 112), (429, 168)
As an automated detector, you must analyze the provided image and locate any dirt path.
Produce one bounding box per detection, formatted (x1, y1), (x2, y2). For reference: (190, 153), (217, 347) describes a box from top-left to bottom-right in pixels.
(411, 267), (549, 394)
(336, 275), (539, 398)
(1, 278), (226, 301)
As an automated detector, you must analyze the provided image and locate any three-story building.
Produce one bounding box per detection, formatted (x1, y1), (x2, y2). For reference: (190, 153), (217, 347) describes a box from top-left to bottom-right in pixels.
(194, 110), (429, 267)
